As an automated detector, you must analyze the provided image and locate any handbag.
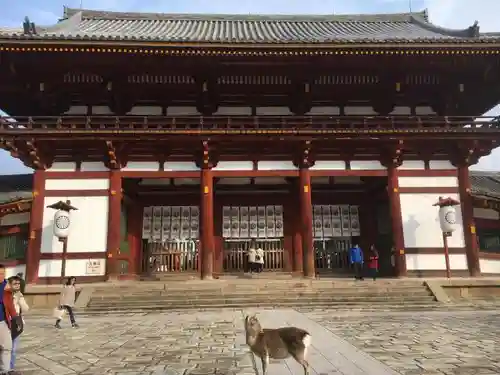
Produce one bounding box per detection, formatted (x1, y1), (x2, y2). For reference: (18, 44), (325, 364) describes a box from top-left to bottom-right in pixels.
(53, 306), (66, 320)
(11, 316), (23, 340)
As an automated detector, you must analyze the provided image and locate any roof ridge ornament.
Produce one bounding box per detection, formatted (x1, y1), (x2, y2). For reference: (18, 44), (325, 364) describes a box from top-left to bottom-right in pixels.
(22, 16), (36, 35)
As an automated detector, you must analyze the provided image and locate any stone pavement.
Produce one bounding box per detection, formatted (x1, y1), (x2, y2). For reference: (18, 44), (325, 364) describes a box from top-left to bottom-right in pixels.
(14, 309), (499, 375)
(305, 310), (500, 375)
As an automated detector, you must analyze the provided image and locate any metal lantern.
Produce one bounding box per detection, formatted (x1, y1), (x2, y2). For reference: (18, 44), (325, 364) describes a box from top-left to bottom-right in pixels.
(46, 200), (78, 240)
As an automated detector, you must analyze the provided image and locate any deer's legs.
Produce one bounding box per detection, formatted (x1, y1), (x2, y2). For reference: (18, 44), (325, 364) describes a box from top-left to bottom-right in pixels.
(292, 351), (310, 375)
(261, 355), (269, 375)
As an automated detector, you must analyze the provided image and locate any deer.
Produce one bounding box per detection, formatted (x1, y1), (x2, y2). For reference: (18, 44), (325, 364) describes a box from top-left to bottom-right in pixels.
(244, 314), (311, 375)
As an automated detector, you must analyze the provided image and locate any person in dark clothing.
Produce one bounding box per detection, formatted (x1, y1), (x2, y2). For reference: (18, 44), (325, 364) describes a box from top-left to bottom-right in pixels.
(367, 245), (379, 281)
(349, 244), (364, 280)
(15, 274), (25, 295)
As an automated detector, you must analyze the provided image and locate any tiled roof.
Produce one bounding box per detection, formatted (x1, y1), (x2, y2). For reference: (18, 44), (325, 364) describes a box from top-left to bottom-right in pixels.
(0, 7), (497, 44)
(470, 171), (500, 200)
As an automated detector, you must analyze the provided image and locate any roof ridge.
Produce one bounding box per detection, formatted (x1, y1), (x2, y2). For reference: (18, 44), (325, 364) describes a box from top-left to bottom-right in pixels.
(63, 7), (425, 23)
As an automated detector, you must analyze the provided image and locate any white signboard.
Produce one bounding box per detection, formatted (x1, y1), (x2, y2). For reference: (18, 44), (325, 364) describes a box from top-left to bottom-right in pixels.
(86, 259), (103, 275)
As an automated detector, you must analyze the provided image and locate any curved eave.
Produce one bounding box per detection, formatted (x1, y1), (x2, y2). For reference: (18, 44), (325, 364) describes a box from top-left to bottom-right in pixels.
(1, 34), (500, 46)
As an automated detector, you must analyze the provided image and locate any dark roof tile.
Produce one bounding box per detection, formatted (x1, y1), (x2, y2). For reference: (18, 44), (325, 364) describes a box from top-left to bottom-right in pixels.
(0, 7), (497, 44)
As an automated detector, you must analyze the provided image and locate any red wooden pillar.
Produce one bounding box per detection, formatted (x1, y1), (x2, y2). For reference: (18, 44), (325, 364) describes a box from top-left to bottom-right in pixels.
(299, 168), (315, 278)
(457, 164), (480, 276)
(291, 183), (303, 274)
(387, 165), (407, 277)
(106, 171), (122, 278)
(127, 202), (142, 276)
(26, 170), (46, 284)
(200, 168), (214, 279)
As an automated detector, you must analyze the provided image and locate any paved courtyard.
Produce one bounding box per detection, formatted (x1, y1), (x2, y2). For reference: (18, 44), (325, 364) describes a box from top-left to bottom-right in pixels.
(14, 309), (500, 375)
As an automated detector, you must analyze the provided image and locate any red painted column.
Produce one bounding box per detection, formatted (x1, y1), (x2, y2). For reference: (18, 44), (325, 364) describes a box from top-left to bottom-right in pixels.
(200, 168), (214, 279)
(457, 164), (480, 276)
(127, 202), (142, 276)
(299, 168), (315, 278)
(106, 171), (122, 279)
(26, 170), (46, 284)
(387, 165), (407, 277)
(291, 183), (303, 274)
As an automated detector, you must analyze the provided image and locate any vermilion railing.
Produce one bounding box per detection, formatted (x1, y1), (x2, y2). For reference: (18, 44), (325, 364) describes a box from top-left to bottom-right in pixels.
(0, 115), (499, 132)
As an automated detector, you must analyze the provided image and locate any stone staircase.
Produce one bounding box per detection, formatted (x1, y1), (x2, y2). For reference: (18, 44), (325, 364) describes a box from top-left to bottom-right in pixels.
(84, 278), (441, 314)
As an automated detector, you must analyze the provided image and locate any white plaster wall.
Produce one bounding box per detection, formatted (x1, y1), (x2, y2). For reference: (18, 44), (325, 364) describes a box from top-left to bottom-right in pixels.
(479, 258), (500, 274)
(65, 258), (106, 277)
(310, 161), (346, 170)
(6, 264), (26, 278)
(390, 107), (411, 115)
(0, 212), (30, 226)
(350, 161), (385, 170)
(213, 161), (254, 171)
(45, 179), (109, 191)
(398, 176), (458, 188)
(81, 162), (109, 172)
(398, 160), (425, 170)
(257, 161), (297, 170)
(127, 106), (162, 115)
(256, 107), (292, 116)
(40, 196), (109, 254)
(38, 259), (63, 277)
(164, 162), (200, 171)
(214, 107), (252, 116)
(473, 208), (500, 221)
(167, 107), (198, 115)
(429, 160), (456, 170)
(344, 107), (376, 115)
(405, 254), (468, 270)
(64, 106), (87, 115)
(47, 162), (77, 172)
(121, 161), (160, 172)
(399, 193), (465, 248)
(92, 106), (113, 115)
(307, 107), (340, 115)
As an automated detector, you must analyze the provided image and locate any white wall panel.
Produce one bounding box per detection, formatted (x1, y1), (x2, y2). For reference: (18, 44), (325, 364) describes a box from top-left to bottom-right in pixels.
(350, 160), (385, 170)
(80, 162), (109, 172)
(213, 161), (254, 171)
(397, 160), (425, 170)
(164, 162), (200, 171)
(45, 179), (109, 191)
(257, 161), (296, 170)
(41, 196), (109, 254)
(38, 259), (63, 277)
(65, 258), (106, 277)
(400, 193), (465, 248)
(121, 161), (160, 172)
(310, 161), (346, 170)
(429, 160), (456, 170)
(479, 258), (500, 274)
(47, 162), (77, 172)
(405, 254), (468, 270)
(6, 264), (26, 278)
(398, 176), (458, 188)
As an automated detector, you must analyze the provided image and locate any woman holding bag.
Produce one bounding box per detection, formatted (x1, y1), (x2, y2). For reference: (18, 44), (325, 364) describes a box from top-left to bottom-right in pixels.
(55, 277), (79, 329)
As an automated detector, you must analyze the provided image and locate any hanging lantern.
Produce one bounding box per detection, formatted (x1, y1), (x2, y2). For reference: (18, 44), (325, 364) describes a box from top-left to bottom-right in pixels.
(46, 200), (78, 240)
(433, 197), (460, 234)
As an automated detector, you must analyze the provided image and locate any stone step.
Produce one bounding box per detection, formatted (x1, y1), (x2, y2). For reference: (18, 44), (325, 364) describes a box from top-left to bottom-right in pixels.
(84, 301), (442, 314)
(88, 295), (436, 308)
(91, 289), (432, 301)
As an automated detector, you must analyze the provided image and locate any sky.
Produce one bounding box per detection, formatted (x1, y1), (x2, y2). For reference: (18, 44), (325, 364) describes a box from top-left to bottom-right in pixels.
(0, 0), (499, 174)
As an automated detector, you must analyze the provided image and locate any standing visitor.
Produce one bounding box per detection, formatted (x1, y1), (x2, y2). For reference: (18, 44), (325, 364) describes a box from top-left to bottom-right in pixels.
(255, 245), (264, 273)
(367, 245), (379, 281)
(0, 265), (21, 374)
(55, 277), (79, 329)
(15, 274), (25, 295)
(8, 275), (28, 370)
(247, 241), (257, 273)
(349, 244), (364, 280)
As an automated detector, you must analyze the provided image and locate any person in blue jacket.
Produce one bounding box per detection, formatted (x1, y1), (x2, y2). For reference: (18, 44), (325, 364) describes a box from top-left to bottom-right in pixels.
(349, 243), (364, 280)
